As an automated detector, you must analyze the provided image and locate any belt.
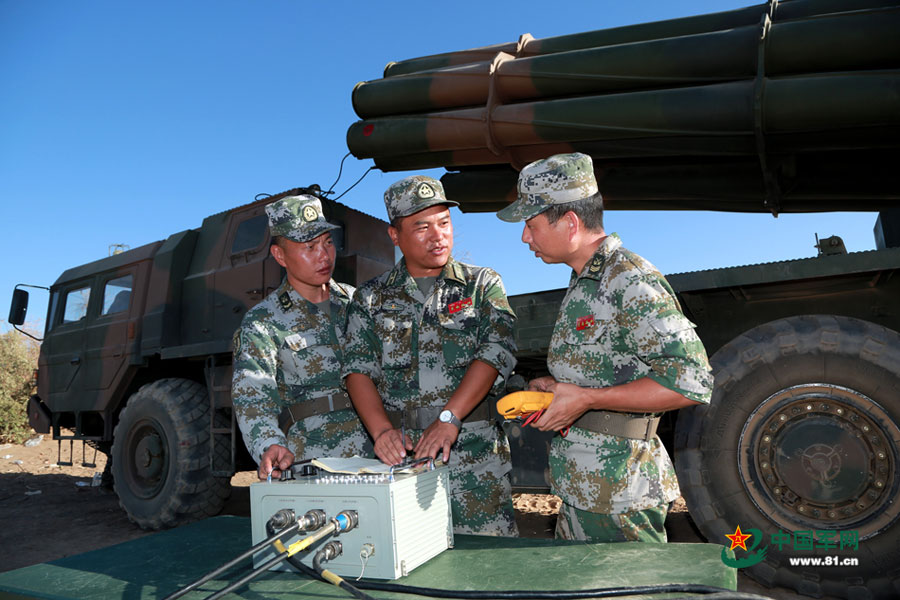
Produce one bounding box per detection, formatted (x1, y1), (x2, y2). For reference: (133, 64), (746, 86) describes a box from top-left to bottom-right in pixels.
(277, 391), (353, 436)
(386, 402), (491, 430)
(572, 410), (660, 441)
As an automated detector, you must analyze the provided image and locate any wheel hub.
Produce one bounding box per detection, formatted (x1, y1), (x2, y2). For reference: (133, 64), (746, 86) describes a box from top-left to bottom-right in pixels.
(125, 421), (169, 499)
(740, 384), (899, 539)
(134, 433), (163, 479)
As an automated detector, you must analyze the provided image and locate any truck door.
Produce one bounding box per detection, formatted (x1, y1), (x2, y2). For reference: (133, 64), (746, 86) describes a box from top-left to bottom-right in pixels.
(44, 280), (93, 414)
(83, 271), (136, 404)
(212, 206), (282, 342)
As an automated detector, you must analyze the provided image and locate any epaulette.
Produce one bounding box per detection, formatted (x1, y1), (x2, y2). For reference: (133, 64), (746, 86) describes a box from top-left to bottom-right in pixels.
(445, 259), (466, 284)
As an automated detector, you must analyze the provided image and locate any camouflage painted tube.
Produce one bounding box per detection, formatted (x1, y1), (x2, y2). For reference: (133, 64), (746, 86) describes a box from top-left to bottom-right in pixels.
(381, 0), (897, 78)
(440, 151), (900, 213)
(348, 72), (900, 170)
(354, 8), (900, 118)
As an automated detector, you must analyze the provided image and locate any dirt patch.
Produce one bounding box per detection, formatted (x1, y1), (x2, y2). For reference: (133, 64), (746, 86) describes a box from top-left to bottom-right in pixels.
(1, 434), (819, 599)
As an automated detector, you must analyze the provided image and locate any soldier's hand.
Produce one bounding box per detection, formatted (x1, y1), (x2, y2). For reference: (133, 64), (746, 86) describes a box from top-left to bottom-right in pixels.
(527, 375), (557, 392)
(259, 444), (294, 480)
(532, 382), (588, 432)
(414, 421), (459, 464)
(374, 428), (413, 466)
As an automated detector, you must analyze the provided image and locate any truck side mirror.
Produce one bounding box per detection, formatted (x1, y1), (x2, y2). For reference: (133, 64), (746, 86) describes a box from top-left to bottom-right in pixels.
(9, 288), (29, 326)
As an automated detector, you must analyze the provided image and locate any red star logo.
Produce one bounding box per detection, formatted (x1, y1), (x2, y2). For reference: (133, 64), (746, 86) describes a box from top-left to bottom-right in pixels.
(725, 525), (752, 551)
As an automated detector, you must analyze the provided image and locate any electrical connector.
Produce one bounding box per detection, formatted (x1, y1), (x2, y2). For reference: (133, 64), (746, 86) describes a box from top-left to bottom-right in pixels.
(298, 509), (326, 532)
(333, 510), (358, 533)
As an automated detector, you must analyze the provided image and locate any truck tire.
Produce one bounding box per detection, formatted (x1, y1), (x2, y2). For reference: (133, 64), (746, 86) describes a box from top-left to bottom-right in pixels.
(675, 315), (900, 600)
(111, 378), (231, 529)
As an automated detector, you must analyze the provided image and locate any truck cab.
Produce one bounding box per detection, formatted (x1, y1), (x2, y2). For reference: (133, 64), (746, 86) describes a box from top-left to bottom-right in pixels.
(13, 187), (395, 529)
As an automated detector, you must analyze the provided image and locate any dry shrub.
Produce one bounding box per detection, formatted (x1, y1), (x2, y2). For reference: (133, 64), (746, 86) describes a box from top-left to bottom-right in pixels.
(0, 322), (40, 443)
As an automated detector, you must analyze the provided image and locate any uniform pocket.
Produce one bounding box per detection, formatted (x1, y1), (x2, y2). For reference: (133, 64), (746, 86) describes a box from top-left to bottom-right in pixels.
(563, 317), (609, 348)
(378, 314), (413, 369)
(648, 309), (697, 338)
(282, 337), (339, 388)
(438, 306), (477, 367)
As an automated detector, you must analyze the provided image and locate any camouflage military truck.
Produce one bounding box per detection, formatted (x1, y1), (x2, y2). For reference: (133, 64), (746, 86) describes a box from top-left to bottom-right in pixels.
(346, 1), (900, 598)
(8, 186), (394, 530)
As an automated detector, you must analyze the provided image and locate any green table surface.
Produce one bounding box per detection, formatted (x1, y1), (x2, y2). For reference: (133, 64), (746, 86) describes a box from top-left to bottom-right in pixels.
(0, 516), (736, 599)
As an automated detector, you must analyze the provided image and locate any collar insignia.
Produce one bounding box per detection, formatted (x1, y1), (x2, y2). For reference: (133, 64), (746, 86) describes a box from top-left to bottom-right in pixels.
(278, 292), (293, 310)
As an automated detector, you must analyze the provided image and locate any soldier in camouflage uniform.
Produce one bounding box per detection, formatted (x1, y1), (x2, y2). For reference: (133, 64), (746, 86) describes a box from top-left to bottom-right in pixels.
(343, 175), (519, 536)
(498, 153), (713, 542)
(232, 194), (371, 480)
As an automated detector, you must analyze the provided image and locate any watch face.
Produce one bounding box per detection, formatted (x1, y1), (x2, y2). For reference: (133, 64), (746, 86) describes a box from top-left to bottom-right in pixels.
(439, 410), (451, 422)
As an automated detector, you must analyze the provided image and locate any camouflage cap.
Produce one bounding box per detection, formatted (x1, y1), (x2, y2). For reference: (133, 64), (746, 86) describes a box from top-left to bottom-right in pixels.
(384, 175), (459, 222)
(265, 194), (340, 243)
(497, 152), (600, 223)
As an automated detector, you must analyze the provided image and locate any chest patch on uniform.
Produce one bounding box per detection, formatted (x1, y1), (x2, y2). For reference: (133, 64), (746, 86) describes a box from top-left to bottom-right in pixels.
(279, 292), (293, 310)
(448, 297), (473, 314)
(576, 314), (595, 331)
(383, 302), (403, 311)
(285, 333), (308, 351)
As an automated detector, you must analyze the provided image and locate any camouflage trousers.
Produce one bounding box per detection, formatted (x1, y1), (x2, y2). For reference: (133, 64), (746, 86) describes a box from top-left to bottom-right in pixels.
(451, 470), (518, 537)
(288, 409), (374, 462)
(410, 420), (518, 537)
(555, 501), (668, 543)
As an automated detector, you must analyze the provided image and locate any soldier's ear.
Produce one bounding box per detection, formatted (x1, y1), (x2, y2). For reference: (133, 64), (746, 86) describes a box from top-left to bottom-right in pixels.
(387, 225), (400, 247)
(564, 211), (579, 238)
(270, 242), (288, 268)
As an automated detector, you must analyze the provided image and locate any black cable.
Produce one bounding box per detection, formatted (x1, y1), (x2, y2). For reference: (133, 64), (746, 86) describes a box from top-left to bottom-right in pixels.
(333, 167), (375, 201)
(163, 521), (300, 600)
(254, 192), (273, 201)
(202, 549), (290, 600)
(288, 550), (765, 600)
(666, 595), (778, 600)
(326, 152), (353, 195)
(325, 581), (768, 599)
(273, 521), (768, 600)
(313, 548), (376, 600)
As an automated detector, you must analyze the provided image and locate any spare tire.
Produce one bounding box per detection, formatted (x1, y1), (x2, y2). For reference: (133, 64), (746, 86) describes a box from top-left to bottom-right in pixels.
(111, 378), (231, 529)
(675, 315), (900, 600)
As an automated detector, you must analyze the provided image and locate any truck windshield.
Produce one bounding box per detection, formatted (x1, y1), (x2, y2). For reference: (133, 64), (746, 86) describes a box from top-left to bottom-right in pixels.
(62, 286), (91, 323)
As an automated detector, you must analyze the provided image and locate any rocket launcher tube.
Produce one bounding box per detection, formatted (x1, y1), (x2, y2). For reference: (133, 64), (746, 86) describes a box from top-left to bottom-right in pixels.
(355, 8), (900, 119)
(381, 0), (897, 78)
(349, 72), (900, 168)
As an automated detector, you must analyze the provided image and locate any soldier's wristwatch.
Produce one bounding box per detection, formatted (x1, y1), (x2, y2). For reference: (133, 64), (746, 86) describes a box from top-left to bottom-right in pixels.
(438, 409), (462, 429)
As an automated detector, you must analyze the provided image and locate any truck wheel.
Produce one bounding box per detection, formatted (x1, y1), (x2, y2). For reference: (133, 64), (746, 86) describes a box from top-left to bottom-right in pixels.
(675, 315), (900, 600)
(111, 378), (231, 529)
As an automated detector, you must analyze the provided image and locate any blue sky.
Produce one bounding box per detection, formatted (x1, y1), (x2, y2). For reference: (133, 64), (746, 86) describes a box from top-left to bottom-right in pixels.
(1, 0), (883, 334)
